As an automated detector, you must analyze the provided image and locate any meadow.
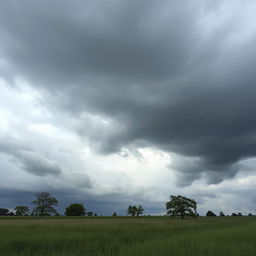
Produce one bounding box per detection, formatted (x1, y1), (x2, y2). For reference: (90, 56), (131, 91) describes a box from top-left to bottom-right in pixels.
(0, 216), (255, 256)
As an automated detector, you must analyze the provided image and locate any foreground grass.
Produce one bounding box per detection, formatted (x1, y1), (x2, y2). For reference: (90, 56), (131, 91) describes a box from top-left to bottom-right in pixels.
(0, 216), (256, 256)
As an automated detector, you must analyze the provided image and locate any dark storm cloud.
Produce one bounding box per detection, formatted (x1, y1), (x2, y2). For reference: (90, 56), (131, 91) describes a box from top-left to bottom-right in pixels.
(0, 0), (199, 84)
(0, 0), (256, 184)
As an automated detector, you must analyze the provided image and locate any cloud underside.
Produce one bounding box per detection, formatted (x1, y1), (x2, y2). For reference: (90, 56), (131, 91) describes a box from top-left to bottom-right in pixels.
(0, 135), (62, 176)
(1, 0), (256, 185)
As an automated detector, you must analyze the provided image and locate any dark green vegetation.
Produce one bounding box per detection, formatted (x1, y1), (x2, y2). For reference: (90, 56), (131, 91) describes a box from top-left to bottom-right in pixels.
(166, 195), (198, 218)
(127, 205), (144, 216)
(32, 192), (58, 216)
(65, 203), (86, 216)
(0, 216), (256, 256)
(14, 206), (29, 216)
(206, 210), (216, 217)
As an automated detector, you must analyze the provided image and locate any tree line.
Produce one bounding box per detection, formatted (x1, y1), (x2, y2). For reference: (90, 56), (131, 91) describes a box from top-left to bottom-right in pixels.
(0, 193), (253, 217)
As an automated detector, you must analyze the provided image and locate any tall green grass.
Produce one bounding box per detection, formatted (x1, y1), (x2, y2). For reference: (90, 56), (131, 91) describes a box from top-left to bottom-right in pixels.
(0, 216), (255, 256)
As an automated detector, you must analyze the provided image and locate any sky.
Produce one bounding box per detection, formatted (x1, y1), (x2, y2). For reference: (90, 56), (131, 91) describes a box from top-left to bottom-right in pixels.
(1, 0), (256, 216)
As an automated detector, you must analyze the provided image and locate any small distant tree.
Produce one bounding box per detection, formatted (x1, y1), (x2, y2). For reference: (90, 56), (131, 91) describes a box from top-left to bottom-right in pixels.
(32, 192), (58, 216)
(127, 205), (144, 216)
(15, 206), (29, 216)
(248, 213), (252, 216)
(94, 213), (97, 217)
(166, 195), (198, 219)
(65, 203), (86, 216)
(232, 213), (238, 216)
(136, 205), (144, 216)
(219, 211), (225, 217)
(238, 212), (242, 216)
(112, 212), (117, 216)
(0, 208), (9, 216)
(127, 205), (137, 216)
(8, 212), (15, 216)
(87, 211), (93, 217)
(206, 211), (216, 217)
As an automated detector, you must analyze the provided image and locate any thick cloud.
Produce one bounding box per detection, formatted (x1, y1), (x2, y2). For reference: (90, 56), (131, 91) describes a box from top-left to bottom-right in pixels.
(0, 0), (199, 83)
(19, 151), (62, 176)
(0, 134), (62, 176)
(1, 0), (256, 186)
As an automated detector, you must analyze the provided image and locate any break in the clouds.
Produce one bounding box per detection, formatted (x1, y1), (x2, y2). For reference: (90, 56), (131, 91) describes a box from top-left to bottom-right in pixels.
(1, 0), (256, 214)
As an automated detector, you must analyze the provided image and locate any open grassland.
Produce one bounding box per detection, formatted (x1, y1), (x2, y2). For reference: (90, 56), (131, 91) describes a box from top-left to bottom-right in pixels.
(0, 216), (256, 256)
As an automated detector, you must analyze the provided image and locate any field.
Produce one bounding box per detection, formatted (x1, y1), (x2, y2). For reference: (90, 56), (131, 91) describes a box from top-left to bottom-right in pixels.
(0, 216), (256, 256)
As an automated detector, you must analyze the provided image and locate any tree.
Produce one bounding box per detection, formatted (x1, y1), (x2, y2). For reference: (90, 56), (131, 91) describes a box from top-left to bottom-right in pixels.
(136, 205), (144, 216)
(0, 208), (9, 216)
(248, 213), (252, 216)
(232, 213), (238, 216)
(127, 205), (137, 216)
(32, 192), (58, 216)
(238, 212), (242, 216)
(65, 203), (86, 216)
(166, 195), (198, 219)
(219, 211), (225, 217)
(87, 211), (93, 216)
(127, 205), (144, 216)
(112, 212), (117, 216)
(15, 206), (29, 216)
(206, 211), (216, 216)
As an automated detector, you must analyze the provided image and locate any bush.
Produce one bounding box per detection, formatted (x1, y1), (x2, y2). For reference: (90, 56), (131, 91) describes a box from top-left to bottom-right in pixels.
(206, 211), (216, 217)
(65, 203), (86, 216)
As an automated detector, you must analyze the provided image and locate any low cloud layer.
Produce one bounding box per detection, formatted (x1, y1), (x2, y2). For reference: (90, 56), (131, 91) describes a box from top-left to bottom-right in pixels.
(0, 134), (62, 177)
(1, 0), (256, 213)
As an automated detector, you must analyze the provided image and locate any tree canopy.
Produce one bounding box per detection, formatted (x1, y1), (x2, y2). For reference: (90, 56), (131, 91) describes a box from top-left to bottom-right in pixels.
(65, 203), (86, 216)
(136, 205), (144, 216)
(32, 192), (58, 216)
(127, 205), (144, 216)
(0, 208), (9, 216)
(206, 211), (216, 217)
(166, 195), (198, 218)
(15, 206), (29, 216)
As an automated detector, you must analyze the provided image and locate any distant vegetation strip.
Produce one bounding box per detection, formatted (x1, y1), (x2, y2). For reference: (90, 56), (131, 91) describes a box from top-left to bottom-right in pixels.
(0, 192), (254, 217)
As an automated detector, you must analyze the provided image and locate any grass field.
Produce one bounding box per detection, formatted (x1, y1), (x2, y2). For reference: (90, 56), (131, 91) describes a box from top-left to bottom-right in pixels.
(0, 216), (256, 256)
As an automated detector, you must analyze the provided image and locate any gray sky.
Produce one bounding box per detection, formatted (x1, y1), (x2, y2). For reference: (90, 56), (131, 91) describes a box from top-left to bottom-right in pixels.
(0, 0), (256, 215)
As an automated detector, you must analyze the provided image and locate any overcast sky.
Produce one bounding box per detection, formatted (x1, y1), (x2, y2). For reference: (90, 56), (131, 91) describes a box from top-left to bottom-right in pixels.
(1, 0), (256, 215)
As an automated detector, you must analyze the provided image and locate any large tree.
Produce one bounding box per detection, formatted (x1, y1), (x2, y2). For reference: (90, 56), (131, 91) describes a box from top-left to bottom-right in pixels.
(65, 203), (86, 216)
(166, 195), (198, 218)
(15, 206), (29, 216)
(32, 192), (58, 216)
